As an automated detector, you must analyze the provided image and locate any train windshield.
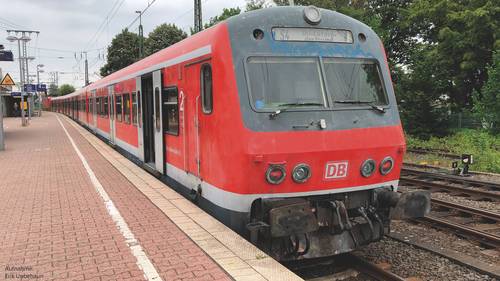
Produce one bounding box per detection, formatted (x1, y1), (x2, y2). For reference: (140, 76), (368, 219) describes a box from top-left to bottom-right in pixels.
(323, 58), (388, 106)
(246, 57), (328, 111)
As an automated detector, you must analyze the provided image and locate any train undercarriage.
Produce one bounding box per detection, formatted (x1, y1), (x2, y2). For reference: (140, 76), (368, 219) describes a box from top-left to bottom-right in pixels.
(247, 187), (430, 261)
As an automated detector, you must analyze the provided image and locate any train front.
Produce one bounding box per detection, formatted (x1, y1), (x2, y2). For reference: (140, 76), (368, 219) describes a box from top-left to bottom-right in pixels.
(223, 6), (430, 261)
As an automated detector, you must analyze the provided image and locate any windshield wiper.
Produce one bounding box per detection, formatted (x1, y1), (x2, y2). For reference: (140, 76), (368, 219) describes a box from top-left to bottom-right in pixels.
(269, 102), (324, 119)
(334, 100), (386, 113)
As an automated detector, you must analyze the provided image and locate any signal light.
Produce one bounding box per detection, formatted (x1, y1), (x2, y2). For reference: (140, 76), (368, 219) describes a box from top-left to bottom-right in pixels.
(266, 165), (286, 185)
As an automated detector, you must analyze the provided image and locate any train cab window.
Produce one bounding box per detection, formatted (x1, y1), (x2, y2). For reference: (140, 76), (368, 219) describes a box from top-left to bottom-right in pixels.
(116, 95), (123, 122)
(323, 58), (388, 107)
(246, 57), (327, 111)
(132, 92), (138, 126)
(201, 64), (213, 114)
(123, 93), (131, 124)
(163, 87), (179, 135)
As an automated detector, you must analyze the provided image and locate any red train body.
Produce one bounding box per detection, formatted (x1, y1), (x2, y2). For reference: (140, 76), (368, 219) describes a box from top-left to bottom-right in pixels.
(51, 6), (429, 260)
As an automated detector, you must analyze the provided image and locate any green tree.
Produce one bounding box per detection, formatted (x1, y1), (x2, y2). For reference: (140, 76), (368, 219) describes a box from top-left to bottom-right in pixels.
(473, 52), (500, 133)
(204, 7), (242, 29)
(144, 24), (187, 56)
(57, 84), (75, 96)
(100, 29), (140, 77)
(48, 83), (58, 96)
(405, 0), (499, 110)
(246, 0), (270, 11)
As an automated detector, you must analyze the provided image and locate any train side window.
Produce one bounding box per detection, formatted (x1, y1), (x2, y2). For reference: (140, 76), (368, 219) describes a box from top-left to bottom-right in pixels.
(155, 87), (160, 132)
(201, 63), (213, 114)
(116, 95), (123, 122)
(123, 93), (131, 124)
(96, 97), (101, 116)
(163, 87), (179, 135)
(103, 96), (109, 118)
(132, 92), (138, 126)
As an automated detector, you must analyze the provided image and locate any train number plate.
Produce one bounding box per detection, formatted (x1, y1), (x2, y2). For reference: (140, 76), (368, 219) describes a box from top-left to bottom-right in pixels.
(324, 161), (349, 179)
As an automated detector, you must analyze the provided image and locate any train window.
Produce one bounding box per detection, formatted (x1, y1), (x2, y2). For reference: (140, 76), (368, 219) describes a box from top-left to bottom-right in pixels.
(96, 98), (101, 116)
(201, 64), (213, 114)
(246, 57), (327, 111)
(163, 87), (179, 135)
(155, 87), (160, 132)
(103, 96), (109, 118)
(323, 58), (388, 106)
(116, 95), (122, 122)
(123, 93), (131, 124)
(132, 92), (138, 126)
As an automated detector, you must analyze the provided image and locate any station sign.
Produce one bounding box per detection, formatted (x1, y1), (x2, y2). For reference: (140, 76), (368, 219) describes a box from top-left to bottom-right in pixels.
(23, 84), (47, 93)
(0, 50), (14, 62)
(11, 92), (28, 97)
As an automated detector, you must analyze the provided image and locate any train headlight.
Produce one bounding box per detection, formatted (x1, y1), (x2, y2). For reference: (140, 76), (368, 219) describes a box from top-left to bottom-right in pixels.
(303, 6), (321, 25)
(292, 164), (311, 183)
(380, 157), (394, 175)
(266, 165), (286, 185)
(360, 159), (376, 177)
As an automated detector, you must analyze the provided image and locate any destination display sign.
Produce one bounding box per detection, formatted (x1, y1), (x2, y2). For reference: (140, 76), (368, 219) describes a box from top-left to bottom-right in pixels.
(272, 27), (353, 43)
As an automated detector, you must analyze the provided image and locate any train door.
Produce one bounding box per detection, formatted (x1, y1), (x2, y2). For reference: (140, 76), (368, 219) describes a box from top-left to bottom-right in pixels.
(152, 70), (164, 173)
(184, 64), (202, 177)
(108, 86), (116, 144)
(136, 77), (144, 161)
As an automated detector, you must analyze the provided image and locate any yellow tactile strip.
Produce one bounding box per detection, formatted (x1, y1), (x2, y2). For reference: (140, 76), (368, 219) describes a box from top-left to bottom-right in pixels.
(63, 115), (303, 281)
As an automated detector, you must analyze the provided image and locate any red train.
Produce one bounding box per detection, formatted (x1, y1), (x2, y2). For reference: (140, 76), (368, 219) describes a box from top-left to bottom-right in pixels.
(51, 6), (430, 260)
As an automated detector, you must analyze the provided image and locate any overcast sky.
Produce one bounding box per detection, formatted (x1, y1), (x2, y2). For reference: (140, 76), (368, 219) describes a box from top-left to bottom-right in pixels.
(0, 0), (252, 89)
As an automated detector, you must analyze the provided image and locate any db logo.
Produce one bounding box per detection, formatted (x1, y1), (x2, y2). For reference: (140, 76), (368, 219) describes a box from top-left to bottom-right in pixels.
(324, 161), (349, 179)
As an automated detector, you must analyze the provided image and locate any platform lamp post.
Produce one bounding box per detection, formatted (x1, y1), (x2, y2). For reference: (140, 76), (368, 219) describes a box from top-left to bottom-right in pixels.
(37, 64), (44, 116)
(7, 34), (29, 126)
(25, 56), (35, 121)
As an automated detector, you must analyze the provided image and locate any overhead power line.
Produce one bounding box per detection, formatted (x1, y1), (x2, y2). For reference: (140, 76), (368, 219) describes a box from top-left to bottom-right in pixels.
(85, 0), (126, 51)
(126, 0), (158, 29)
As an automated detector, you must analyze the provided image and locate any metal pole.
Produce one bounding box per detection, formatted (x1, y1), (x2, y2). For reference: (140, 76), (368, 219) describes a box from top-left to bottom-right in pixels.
(0, 85), (4, 151)
(194, 0), (202, 33)
(84, 52), (89, 85)
(17, 39), (26, 126)
(289, 0), (294, 5)
(37, 67), (42, 116)
(25, 45), (32, 122)
(136, 11), (144, 58)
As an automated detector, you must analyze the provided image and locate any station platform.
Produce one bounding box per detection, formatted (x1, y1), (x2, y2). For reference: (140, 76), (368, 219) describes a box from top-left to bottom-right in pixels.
(0, 113), (302, 281)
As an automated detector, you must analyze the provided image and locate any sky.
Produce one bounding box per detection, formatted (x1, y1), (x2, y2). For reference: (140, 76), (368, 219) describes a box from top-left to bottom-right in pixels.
(0, 0), (251, 89)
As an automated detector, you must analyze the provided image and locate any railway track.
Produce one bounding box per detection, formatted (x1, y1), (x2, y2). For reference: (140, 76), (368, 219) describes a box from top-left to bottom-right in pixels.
(407, 147), (461, 159)
(400, 168), (500, 201)
(420, 198), (500, 248)
(287, 253), (407, 281)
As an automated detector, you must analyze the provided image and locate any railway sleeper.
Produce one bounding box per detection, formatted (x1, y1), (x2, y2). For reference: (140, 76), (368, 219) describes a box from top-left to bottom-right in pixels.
(247, 187), (430, 261)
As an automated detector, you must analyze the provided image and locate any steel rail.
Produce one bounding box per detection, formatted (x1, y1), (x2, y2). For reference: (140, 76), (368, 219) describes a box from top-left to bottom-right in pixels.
(431, 198), (500, 222)
(401, 168), (500, 191)
(417, 215), (500, 248)
(400, 177), (500, 201)
(345, 254), (406, 281)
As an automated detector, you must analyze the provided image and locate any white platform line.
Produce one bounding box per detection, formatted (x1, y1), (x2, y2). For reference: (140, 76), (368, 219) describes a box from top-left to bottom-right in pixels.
(56, 115), (162, 281)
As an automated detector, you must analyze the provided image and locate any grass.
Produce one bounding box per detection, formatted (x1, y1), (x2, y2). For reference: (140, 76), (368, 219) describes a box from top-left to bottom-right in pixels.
(405, 129), (500, 174)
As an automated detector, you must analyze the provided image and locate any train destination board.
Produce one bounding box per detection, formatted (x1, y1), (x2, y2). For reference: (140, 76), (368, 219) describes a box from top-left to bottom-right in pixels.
(272, 27), (353, 43)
